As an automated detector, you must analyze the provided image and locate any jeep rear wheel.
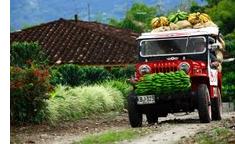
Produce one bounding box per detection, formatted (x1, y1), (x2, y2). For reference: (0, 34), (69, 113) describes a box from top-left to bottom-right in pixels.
(212, 89), (222, 120)
(146, 113), (158, 125)
(128, 92), (142, 127)
(197, 84), (211, 123)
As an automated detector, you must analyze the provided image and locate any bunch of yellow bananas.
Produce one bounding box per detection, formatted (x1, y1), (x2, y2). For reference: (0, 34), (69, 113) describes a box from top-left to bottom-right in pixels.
(151, 16), (169, 29)
(188, 12), (211, 25)
(199, 13), (211, 23)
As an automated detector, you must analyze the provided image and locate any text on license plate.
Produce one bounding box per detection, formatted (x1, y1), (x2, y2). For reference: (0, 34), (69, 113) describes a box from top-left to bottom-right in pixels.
(137, 95), (155, 105)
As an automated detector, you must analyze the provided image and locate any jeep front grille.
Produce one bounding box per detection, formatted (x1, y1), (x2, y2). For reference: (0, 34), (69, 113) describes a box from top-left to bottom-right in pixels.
(154, 62), (178, 73)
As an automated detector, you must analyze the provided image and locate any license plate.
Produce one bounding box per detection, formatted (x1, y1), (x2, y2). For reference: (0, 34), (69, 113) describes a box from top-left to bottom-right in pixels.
(137, 95), (155, 105)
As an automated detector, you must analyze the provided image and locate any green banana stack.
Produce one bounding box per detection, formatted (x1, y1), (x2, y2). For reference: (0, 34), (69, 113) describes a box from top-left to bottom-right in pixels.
(135, 70), (191, 95)
(168, 10), (188, 23)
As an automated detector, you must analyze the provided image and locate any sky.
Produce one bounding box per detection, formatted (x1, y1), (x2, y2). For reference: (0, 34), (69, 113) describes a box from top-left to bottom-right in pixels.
(10, 0), (206, 31)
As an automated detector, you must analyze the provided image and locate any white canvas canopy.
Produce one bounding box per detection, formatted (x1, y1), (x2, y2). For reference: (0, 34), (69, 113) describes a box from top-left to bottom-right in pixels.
(138, 27), (219, 40)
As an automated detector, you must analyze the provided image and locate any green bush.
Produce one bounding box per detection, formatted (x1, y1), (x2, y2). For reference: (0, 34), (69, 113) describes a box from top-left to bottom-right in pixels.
(101, 80), (132, 97)
(10, 42), (51, 124)
(50, 65), (112, 86)
(10, 66), (52, 124)
(222, 71), (235, 103)
(110, 65), (135, 79)
(101, 80), (133, 108)
(50, 64), (85, 86)
(82, 66), (112, 85)
(11, 42), (48, 67)
(47, 85), (124, 123)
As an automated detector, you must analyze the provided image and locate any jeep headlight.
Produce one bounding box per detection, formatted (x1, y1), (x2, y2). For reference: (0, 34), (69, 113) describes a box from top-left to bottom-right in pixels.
(178, 62), (190, 73)
(139, 65), (151, 75)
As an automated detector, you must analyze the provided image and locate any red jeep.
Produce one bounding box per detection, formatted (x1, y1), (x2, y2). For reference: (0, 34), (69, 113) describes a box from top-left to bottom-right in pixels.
(128, 27), (223, 127)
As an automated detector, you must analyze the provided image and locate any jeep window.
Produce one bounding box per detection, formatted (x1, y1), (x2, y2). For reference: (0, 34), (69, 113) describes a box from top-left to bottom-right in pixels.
(140, 37), (206, 57)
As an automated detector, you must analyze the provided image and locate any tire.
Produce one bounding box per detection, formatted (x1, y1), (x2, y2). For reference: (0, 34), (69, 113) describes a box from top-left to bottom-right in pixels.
(212, 89), (222, 120)
(197, 84), (212, 123)
(146, 113), (158, 125)
(127, 92), (142, 127)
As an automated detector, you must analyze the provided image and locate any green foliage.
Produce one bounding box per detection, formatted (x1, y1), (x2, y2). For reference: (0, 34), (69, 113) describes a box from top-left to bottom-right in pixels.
(224, 30), (235, 58)
(47, 85), (124, 123)
(10, 42), (51, 124)
(50, 65), (134, 87)
(194, 127), (235, 144)
(206, 0), (220, 7)
(74, 129), (139, 144)
(82, 67), (112, 85)
(11, 42), (48, 68)
(206, 0), (235, 35)
(190, 1), (205, 12)
(10, 66), (52, 124)
(109, 3), (157, 32)
(102, 80), (133, 108)
(50, 64), (86, 86)
(222, 71), (235, 102)
(110, 65), (135, 79)
(50, 65), (112, 86)
(102, 80), (132, 97)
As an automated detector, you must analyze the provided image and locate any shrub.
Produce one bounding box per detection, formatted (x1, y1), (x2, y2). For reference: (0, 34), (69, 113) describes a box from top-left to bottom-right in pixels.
(10, 66), (52, 124)
(101, 80), (132, 98)
(110, 65), (135, 79)
(222, 71), (235, 103)
(101, 80), (133, 108)
(82, 66), (112, 85)
(10, 42), (51, 124)
(50, 64), (135, 87)
(50, 65), (112, 86)
(47, 85), (124, 123)
(10, 42), (48, 67)
(50, 64), (85, 86)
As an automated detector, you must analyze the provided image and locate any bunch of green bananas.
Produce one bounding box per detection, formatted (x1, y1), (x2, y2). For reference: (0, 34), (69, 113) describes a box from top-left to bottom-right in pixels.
(135, 70), (191, 95)
(168, 10), (188, 23)
(188, 12), (211, 25)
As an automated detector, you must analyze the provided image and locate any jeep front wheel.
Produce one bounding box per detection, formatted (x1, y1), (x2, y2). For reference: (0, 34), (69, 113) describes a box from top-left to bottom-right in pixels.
(128, 92), (142, 127)
(197, 84), (211, 123)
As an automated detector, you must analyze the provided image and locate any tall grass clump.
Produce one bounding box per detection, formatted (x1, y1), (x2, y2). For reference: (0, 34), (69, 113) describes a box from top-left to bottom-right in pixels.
(101, 80), (132, 97)
(47, 85), (124, 123)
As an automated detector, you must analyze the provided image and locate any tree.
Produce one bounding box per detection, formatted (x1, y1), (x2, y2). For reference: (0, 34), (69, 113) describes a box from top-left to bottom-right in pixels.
(190, 0), (205, 12)
(11, 42), (48, 68)
(109, 3), (157, 33)
(205, 0), (235, 35)
(206, 0), (221, 7)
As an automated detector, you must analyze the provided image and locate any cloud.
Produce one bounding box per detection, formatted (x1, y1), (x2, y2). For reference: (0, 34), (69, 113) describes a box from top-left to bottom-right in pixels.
(27, 0), (39, 9)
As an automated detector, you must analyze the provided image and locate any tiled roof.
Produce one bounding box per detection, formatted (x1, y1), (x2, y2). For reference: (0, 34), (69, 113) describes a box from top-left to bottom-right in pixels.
(10, 19), (140, 66)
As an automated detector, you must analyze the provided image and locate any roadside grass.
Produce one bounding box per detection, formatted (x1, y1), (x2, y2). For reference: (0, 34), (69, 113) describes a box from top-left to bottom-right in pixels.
(181, 127), (235, 144)
(73, 128), (152, 144)
(101, 79), (132, 97)
(47, 85), (124, 124)
(194, 127), (235, 144)
(101, 79), (133, 107)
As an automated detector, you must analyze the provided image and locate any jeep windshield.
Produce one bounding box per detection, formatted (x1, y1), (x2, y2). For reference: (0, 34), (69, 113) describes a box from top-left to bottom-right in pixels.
(140, 37), (206, 57)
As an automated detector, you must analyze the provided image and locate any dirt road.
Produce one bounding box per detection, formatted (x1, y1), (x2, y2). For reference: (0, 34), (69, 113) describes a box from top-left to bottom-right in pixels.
(11, 112), (235, 144)
(120, 112), (235, 144)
